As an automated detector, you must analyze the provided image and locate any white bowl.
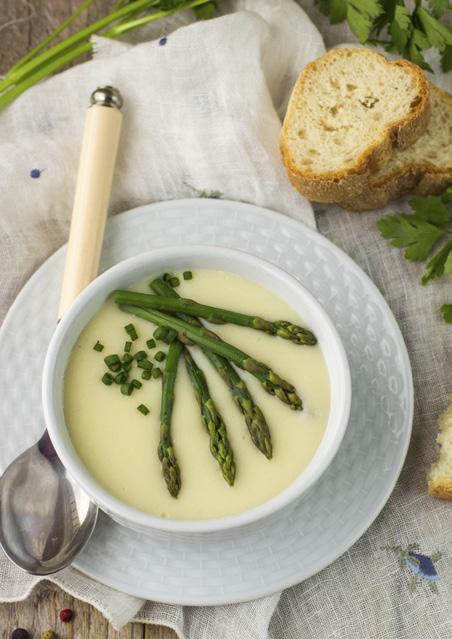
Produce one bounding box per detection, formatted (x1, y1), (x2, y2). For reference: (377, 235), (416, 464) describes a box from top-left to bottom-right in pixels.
(43, 246), (351, 535)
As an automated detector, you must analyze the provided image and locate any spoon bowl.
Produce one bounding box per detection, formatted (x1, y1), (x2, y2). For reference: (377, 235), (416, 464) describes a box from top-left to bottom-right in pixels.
(0, 85), (122, 574)
(0, 431), (98, 575)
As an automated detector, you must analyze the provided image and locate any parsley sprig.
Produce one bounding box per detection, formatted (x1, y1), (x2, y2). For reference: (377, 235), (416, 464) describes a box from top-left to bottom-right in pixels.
(378, 190), (452, 323)
(316, 0), (452, 72)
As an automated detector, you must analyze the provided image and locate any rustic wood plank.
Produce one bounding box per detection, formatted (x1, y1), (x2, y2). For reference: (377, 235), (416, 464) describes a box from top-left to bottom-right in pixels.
(0, 582), (146, 637)
(144, 625), (178, 639)
(0, 0), (34, 73)
(0, 2), (178, 636)
(0, 0), (112, 74)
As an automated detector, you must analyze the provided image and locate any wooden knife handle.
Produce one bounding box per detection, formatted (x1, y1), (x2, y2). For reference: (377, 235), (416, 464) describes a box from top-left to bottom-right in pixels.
(58, 86), (123, 320)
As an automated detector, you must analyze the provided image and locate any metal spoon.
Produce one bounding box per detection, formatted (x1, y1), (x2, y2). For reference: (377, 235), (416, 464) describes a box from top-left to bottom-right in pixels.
(0, 86), (123, 575)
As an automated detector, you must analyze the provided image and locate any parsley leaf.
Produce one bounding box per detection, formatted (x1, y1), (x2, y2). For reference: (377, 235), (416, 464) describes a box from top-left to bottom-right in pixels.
(441, 44), (452, 71)
(390, 5), (412, 53)
(378, 191), (452, 324)
(429, 0), (452, 19)
(316, 0), (452, 72)
(408, 195), (450, 226)
(421, 240), (452, 284)
(374, 0), (398, 33)
(347, 0), (384, 43)
(408, 28), (434, 71)
(442, 187), (452, 204)
(317, 0), (348, 23)
(194, 1), (216, 20)
(378, 215), (445, 261)
(440, 304), (452, 323)
(417, 7), (452, 51)
(445, 253), (452, 274)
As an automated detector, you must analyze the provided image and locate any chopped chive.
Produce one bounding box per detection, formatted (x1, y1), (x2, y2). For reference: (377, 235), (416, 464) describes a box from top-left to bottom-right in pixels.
(162, 272), (173, 282)
(153, 326), (168, 341)
(102, 372), (114, 386)
(122, 362), (132, 373)
(104, 354), (121, 372)
(93, 340), (104, 352)
(122, 353), (133, 365)
(124, 323), (138, 341)
(169, 276), (180, 288)
(138, 359), (153, 370)
(183, 270), (192, 280)
(121, 382), (133, 396)
(131, 379), (142, 389)
(137, 404), (150, 416)
(141, 369), (152, 380)
(152, 366), (162, 379)
(124, 341), (132, 353)
(114, 371), (128, 384)
(155, 351), (166, 362)
(134, 350), (147, 361)
(146, 338), (156, 349)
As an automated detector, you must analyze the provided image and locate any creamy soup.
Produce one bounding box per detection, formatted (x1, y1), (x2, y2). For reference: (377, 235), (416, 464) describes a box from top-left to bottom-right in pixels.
(64, 270), (330, 519)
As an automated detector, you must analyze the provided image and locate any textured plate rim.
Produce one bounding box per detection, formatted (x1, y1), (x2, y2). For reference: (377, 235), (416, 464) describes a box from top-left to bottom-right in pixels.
(0, 199), (413, 605)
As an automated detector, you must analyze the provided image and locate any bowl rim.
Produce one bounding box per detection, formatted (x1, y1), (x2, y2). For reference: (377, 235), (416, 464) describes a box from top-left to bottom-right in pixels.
(42, 245), (351, 533)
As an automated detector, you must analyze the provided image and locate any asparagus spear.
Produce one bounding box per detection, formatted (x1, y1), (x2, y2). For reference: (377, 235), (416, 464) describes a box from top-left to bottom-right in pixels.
(117, 302), (303, 410)
(113, 290), (317, 346)
(151, 277), (272, 458)
(159, 339), (183, 497)
(184, 350), (236, 485)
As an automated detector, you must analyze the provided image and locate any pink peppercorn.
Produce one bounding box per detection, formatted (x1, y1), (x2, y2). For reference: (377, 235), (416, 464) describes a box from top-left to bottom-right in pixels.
(59, 608), (73, 622)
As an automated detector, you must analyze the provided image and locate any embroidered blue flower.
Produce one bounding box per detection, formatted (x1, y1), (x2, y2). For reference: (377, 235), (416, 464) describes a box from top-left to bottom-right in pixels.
(30, 168), (44, 179)
(385, 544), (442, 593)
(406, 552), (440, 581)
(159, 36), (167, 46)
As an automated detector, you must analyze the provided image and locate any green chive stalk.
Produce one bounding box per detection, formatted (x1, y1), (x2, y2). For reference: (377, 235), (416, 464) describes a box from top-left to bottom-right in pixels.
(7, 0), (95, 75)
(0, 0), (215, 111)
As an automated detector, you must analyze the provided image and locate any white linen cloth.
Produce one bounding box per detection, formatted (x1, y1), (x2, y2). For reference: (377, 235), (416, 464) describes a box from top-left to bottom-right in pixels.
(0, 1), (451, 636)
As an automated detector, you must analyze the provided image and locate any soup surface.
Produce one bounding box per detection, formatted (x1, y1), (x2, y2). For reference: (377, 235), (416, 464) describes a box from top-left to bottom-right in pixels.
(64, 270), (330, 519)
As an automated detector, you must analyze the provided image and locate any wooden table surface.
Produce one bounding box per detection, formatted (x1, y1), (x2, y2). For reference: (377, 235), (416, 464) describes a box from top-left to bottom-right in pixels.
(0, 2), (177, 637)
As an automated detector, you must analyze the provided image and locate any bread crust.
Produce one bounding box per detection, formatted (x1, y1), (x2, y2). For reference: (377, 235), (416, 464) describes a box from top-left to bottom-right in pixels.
(339, 86), (452, 211)
(428, 479), (452, 500)
(339, 167), (452, 211)
(280, 48), (431, 203)
(427, 398), (452, 501)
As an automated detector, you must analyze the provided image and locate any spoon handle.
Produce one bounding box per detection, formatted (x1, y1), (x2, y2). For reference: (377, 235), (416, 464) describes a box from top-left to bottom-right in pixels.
(57, 86), (123, 320)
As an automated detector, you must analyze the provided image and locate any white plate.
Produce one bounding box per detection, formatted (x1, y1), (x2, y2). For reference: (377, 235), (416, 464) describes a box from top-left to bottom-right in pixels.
(43, 246), (351, 534)
(0, 199), (413, 605)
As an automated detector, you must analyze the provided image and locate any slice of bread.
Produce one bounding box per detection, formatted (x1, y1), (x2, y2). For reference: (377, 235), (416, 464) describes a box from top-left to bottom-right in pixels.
(428, 397), (452, 500)
(339, 84), (452, 211)
(280, 48), (430, 203)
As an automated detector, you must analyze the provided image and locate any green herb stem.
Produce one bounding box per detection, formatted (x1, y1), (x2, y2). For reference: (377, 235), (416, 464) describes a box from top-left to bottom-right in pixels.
(0, 41), (92, 110)
(6, 0), (95, 76)
(0, 0), (213, 110)
(0, 0), (159, 93)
